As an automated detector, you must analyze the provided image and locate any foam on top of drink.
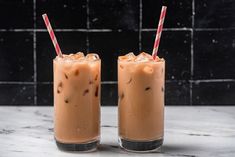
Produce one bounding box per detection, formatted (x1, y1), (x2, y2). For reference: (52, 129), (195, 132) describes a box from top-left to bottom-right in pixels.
(55, 52), (100, 62)
(119, 52), (164, 62)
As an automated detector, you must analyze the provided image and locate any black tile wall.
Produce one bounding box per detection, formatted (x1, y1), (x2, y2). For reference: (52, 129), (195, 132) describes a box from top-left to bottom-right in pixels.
(0, 1), (33, 29)
(36, 0), (87, 29)
(142, 0), (192, 28)
(0, 84), (34, 105)
(0, 0), (234, 106)
(194, 30), (235, 79)
(37, 83), (53, 106)
(90, 0), (139, 30)
(195, 0), (235, 28)
(192, 82), (235, 105)
(0, 32), (34, 81)
(165, 81), (190, 105)
(101, 84), (118, 106)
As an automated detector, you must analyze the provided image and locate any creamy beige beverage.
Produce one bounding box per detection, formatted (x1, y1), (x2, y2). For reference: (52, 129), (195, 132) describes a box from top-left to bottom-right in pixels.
(53, 52), (100, 151)
(118, 52), (165, 152)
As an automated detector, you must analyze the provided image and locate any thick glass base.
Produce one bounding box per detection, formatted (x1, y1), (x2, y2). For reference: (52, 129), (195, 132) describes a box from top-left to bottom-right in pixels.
(55, 138), (99, 152)
(119, 137), (163, 152)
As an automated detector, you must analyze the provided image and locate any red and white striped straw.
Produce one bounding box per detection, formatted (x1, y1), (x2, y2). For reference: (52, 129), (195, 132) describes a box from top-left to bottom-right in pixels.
(152, 6), (167, 59)
(42, 14), (63, 58)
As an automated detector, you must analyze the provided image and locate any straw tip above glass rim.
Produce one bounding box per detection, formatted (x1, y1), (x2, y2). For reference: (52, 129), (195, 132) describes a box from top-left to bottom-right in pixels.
(151, 6), (167, 58)
(42, 13), (63, 58)
(42, 13), (47, 18)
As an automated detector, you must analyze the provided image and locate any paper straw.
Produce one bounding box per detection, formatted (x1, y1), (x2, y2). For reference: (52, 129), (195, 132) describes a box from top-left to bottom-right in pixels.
(42, 14), (63, 57)
(152, 6), (167, 59)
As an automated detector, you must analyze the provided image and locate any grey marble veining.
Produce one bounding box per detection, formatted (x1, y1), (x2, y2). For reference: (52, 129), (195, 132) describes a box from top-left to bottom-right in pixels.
(0, 106), (235, 157)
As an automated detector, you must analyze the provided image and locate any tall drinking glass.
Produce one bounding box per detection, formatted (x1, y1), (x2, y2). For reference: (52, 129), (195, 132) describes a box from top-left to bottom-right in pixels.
(53, 52), (101, 152)
(118, 52), (165, 152)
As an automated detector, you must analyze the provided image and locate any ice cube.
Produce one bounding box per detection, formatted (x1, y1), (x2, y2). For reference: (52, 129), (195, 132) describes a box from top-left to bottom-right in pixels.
(83, 89), (89, 96)
(145, 86), (151, 91)
(125, 52), (136, 61)
(125, 52), (135, 58)
(118, 56), (127, 61)
(74, 52), (85, 59)
(62, 52), (85, 61)
(143, 65), (153, 74)
(57, 82), (63, 94)
(119, 52), (136, 61)
(86, 53), (100, 61)
(95, 86), (99, 97)
(135, 52), (153, 62)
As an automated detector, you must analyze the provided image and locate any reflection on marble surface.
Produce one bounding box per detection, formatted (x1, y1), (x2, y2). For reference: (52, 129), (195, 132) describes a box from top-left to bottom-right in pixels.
(0, 106), (235, 157)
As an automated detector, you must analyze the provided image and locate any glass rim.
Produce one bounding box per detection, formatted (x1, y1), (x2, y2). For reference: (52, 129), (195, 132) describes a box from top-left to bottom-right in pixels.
(118, 58), (165, 64)
(53, 57), (101, 63)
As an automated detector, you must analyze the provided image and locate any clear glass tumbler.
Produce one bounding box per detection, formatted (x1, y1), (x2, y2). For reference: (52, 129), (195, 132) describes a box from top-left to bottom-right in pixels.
(118, 53), (165, 152)
(53, 53), (101, 152)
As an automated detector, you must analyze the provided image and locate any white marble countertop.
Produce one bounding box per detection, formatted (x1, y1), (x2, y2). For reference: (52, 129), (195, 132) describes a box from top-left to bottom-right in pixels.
(0, 106), (235, 157)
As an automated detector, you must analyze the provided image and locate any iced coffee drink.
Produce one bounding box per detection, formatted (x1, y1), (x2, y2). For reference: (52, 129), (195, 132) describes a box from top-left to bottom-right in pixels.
(118, 52), (165, 152)
(53, 52), (101, 151)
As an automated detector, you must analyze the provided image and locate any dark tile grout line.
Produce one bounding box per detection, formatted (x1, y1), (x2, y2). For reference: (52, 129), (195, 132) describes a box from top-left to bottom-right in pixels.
(138, 0), (142, 52)
(86, 0), (90, 52)
(0, 79), (235, 85)
(41, 29), (115, 32)
(0, 82), (35, 85)
(191, 79), (235, 83)
(86, 0), (90, 30)
(1, 28), (235, 32)
(194, 28), (235, 31)
(142, 28), (192, 31)
(189, 29), (193, 106)
(33, 0), (37, 106)
(189, 0), (195, 106)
